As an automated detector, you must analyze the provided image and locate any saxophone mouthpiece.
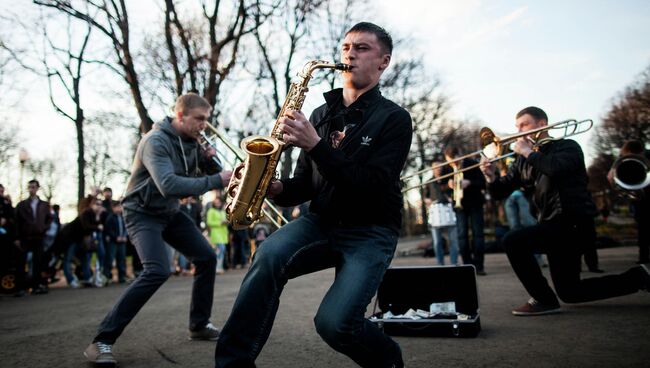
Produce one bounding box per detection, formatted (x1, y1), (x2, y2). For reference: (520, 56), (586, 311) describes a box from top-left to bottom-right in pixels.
(335, 63), (352, 71)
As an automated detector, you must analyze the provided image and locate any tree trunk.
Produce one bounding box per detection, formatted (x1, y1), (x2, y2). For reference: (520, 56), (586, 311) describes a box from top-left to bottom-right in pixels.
(75, 117), (85, 202)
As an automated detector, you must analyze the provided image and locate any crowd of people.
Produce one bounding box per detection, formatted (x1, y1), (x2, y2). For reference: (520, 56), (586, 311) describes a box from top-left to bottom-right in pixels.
(0, 182), (280, 297)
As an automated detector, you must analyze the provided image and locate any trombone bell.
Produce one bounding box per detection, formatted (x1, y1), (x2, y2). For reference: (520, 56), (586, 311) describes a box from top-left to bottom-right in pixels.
(479, 127), (502, 160)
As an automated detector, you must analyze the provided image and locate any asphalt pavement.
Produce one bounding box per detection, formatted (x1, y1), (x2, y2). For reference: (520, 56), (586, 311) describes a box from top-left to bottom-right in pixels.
(1, 243), (648, 368)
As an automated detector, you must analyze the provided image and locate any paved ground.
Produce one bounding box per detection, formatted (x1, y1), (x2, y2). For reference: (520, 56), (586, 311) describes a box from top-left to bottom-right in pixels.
(1, 244), (649, 368)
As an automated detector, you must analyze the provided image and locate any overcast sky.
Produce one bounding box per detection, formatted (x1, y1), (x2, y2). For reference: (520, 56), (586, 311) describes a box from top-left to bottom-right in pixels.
(2, 0), (649, 210)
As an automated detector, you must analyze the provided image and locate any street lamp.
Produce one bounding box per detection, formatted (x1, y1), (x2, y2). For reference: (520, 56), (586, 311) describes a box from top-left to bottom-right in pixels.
(18, 148), (29, 200)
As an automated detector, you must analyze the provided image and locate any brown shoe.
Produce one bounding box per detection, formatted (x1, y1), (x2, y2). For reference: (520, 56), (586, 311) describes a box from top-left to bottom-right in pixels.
(84, 342), (116, 366)
(512, 298), (561, 316)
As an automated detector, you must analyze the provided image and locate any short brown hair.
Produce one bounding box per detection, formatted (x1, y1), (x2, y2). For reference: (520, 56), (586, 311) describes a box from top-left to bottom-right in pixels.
(621, 140), (644, 155)
(516, 106), (548, 122)
(346, 22), (393, 55)
(444, 146), (460, 158)
(174, 93), (211, 114)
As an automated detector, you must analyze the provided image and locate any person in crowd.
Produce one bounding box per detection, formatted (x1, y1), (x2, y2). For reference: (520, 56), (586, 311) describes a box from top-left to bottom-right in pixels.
(0, 184), (19, 295)
(101, 188), (113, 212)
(427, 161), (459, 266)
(215, 22), (411, 368)
(14, 179), (53, 296)
(177, 196), (202, 273)
(83, 92), (232, 366)
(480, 106), (650, 316)
(103, 201), (129, 283)
(442, 146), (487, 274)
(609, 139), (650, 264)
(78, 186), (101, 214)
(206, 197), (229, 274)
(58, 199), (104, 288)
(42, 203), (62, 284)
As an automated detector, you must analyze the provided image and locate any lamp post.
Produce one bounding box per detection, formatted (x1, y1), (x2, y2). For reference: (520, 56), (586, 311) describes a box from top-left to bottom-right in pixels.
(18, 148), (29, 200)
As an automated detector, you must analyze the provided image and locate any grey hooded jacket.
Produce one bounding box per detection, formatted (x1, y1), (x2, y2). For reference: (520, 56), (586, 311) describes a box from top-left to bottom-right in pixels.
(122, 117), (223, 216)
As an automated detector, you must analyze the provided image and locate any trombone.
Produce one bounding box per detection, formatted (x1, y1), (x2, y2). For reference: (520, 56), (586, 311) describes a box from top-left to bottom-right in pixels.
(200, 122), (289, 229)
(401, 118), (594, 193)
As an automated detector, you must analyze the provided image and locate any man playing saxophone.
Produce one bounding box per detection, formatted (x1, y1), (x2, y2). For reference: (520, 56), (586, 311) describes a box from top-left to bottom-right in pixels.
(215, 22), (412, 368)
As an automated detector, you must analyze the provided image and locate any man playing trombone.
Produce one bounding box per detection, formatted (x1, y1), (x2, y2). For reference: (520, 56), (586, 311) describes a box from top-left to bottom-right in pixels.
(480, 106), (649, 316)
(84, 93), (232, 366)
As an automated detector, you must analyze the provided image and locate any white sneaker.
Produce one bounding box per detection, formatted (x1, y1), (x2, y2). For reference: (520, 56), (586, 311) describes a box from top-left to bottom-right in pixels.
(69, 279), (80, 289)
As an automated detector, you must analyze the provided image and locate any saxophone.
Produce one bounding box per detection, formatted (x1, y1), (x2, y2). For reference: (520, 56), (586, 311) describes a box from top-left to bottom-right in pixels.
(225, 60), (351, 229)
(453, 164), (464, 209)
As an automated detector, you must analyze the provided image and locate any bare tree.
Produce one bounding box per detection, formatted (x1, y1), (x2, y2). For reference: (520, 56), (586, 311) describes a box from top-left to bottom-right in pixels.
(25, 157), (62, 203)
(248, 0), (328, 180)
(35, 16), (93, 202)
(84, 111), (140, 189)
(0, 124), (19, 172)
(594, 64), (650, 157)
(34, 0), (157, 133)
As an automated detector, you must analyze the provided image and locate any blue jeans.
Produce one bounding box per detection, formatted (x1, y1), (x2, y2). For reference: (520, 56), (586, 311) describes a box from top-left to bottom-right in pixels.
(456, 206), (485, 271)
(93, 210), (217, 344)
(214, 214), (402, 368)
(62, 242), (91, 284)
(432, 226), (459, 265)
(504, 190), (536, 230)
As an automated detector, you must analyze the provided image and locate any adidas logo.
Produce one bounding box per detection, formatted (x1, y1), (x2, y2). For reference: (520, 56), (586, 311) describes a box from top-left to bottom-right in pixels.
(361, 136), (372, 146)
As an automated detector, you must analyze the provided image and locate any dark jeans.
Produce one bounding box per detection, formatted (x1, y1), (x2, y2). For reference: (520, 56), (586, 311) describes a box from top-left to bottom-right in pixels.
(104, 240), (127, 282)
(93, 210), (217, 344)
(19, 238), (45, 289)
(503, 215), (643, 306)
(231, 235), (249, 267)
(456, 206), (485, 271)
(214, 214), (402, 368)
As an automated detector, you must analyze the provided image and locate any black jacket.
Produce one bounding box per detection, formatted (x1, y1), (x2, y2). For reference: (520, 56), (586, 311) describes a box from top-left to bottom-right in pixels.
(15, 197), (52, 240)
(104, 212), (128, 243)
(440, 158), (486, 209)
(273, 85), (413, 233)
(487, 139), (597, 222)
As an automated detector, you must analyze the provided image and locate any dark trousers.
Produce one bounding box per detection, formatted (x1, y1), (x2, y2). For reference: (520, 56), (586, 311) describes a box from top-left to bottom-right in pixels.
(103, 240), (127, 282)
(18, 238), (45, 289)
(456, 206), (485, 271)
(93, 210), (217, 344)
(215, 214), (402, 368)
(502, 215), (643, 306)
(231, 236), (249, 267)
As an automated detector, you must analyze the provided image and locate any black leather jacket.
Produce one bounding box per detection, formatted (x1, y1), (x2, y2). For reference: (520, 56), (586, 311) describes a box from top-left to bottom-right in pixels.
(273, 85), (413, 233)
(487, 139), (597, 222)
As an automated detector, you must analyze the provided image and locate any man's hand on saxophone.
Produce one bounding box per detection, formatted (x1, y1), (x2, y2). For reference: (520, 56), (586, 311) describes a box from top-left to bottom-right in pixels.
(267, 179), (283, 199)
(278, 109), (321, 151)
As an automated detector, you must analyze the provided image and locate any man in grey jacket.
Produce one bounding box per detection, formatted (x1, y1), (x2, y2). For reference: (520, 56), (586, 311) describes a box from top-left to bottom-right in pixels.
(84, 93), (232, 366)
